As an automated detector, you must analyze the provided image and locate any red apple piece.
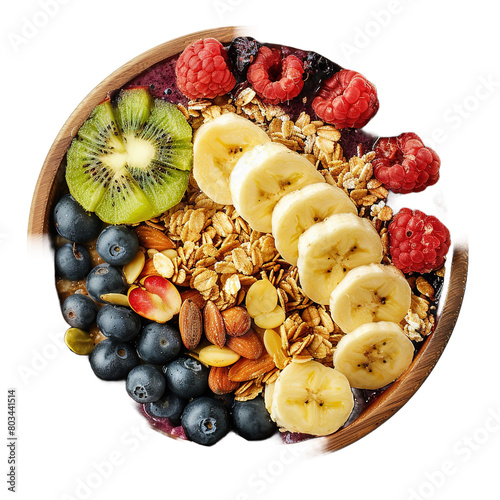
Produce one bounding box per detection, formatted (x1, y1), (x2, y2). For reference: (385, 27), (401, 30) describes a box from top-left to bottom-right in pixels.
(128, 275), (181, 323)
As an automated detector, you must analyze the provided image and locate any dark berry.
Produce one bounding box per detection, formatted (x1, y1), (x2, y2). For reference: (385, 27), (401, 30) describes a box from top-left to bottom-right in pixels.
(96, 305), (142, 342)
(126, 364), (166, 403)
(55, 243), (92, 280)
(144, 392), (186, 423)
(53, 194), (102, 243)
(89, 339), (139, 380)
(62, 294), (98, 330)
(136, 323), (182, 365)
(227, 36), (260, 81)
(232, 395), (277, 441)
(302, 51), (342, 95)
(211, 392), (235, 412)
(86, 263), (126, 303)
(96, 225), (139, 266)
(181, 397), (230, 446)
(164, 356), (209, 399)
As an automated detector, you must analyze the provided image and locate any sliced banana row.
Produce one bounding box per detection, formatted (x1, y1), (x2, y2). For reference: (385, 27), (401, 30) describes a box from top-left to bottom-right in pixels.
(194, 113), (416, 435)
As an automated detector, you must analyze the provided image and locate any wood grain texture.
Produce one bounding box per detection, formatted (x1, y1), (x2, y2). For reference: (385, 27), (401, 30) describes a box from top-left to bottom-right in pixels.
(321, 242), (468, 453)
(27, 27), (469, 452)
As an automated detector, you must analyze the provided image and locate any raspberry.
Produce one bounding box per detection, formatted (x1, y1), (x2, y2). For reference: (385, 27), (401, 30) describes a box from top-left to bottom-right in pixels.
(373, 133), (440, 194)
(388, 208), (450, 274)
(311, 69), (379, 128)
(247, 46), (304, 104)
(175, 38), (236, 100)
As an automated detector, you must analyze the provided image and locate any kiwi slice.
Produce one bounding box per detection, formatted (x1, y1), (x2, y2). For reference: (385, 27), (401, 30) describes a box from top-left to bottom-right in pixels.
(65, 87), (192, 225)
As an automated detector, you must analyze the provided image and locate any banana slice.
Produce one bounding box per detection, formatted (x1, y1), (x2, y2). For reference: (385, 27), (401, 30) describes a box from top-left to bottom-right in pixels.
(330, 263), (412, 333)
(193, 113), (270, 204)
(297, 213), (383, 305)
(333, 322), (414, 390)
(229, 142), (325, 233)
(272, 183), (357, 265)
(269, 360), (354, 436)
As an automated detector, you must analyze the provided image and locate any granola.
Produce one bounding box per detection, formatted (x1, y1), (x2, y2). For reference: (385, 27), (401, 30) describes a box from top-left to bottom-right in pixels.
(127, 92), (444, 399)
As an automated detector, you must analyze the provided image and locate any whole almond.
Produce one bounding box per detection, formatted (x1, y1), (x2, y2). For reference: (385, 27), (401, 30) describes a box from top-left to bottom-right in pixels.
(134, 225), (175, 251)
(226, 329), (263, 360)
(203, 300), (226, 348)
(228, 353), (276, 382)
(180, 289), (206, 310)
(179, 299), (202, 350)
(221, 306), (252, 337)
(208, 366), (240, 395)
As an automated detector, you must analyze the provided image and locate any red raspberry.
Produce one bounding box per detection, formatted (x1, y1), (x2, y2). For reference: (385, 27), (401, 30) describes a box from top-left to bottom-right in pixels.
(247, 46), (304, 104)
(388, 208), (450, 274)
(175, 38), (236, 99)
(311, 69), (379, 128)
(373, 133), (440, 194)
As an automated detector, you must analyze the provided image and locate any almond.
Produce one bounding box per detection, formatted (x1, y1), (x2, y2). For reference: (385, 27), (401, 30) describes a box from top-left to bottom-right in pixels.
(221, 306), (252, 337)
(134, 225), (175, 251)
(203, 300), (226, 348)
(226, 329), (263, 360)
(179, 299), (202, 350)
(138, 258), (159, 279)
(228, 353), (276, 382)
(180, 289), (206, 310)
(208, 366), (240, 395)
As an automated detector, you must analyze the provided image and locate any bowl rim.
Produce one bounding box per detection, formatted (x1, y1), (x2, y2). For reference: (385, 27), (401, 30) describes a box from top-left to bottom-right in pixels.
(28, 26), (469, 453)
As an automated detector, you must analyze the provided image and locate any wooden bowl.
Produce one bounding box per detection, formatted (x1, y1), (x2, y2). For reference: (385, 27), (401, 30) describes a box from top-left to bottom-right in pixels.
(28, 27), (469, 453)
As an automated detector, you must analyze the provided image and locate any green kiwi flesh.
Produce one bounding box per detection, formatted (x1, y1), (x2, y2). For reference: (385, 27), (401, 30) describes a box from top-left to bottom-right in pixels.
(65, 87), (192, 224)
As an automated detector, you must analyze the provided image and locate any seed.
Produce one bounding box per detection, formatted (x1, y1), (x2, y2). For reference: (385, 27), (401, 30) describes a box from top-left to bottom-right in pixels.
(64, 328), (95, 355)
(254, 305), (286, 329)
(245, 279), (278, 318)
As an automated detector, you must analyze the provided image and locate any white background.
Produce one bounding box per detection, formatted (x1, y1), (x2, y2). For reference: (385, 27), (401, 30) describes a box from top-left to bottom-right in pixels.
(1, 0), (498, 499)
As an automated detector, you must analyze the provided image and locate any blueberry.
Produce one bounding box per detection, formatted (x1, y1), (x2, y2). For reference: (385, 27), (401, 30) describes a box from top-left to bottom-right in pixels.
(211, 392), (235, 412)
(227, 36), (261, 80)
(86, 263), (126, 303)
(232, 395), (276, 441)
(55, 242), (92, 280)
(89, 339), (139, 380)
(144, 391), (186, 423)
(62, 294), (98, 329)
(126, 364), (166, 403)
(181, 397), (230, 446)
(96, 225), (139, 266)
(164, 356), (209, 399)
(96, 305), (141, 342)
(53, 194), (102, 243)
(137, 323), (182, 365)
(302, 51), (342, 95)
